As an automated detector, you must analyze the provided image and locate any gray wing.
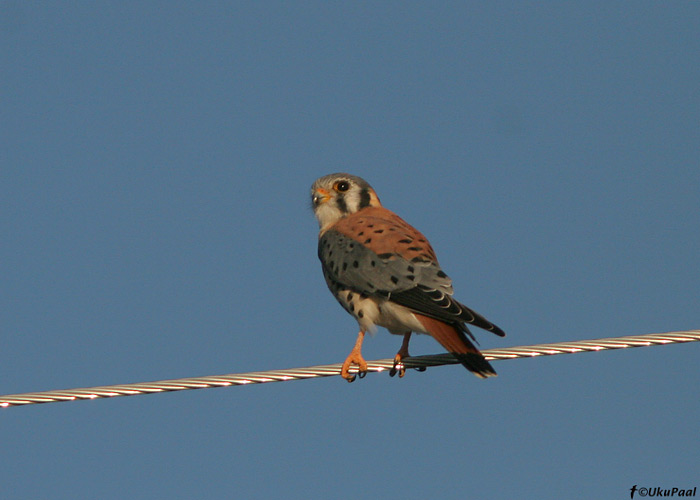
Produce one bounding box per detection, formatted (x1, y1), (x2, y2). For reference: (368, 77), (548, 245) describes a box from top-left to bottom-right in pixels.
(318, 229), (453, 297)
(318, 229), (506, 337)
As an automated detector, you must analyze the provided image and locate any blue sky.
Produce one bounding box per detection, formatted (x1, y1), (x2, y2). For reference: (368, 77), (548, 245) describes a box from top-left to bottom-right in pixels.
(1, 2), (698, 499)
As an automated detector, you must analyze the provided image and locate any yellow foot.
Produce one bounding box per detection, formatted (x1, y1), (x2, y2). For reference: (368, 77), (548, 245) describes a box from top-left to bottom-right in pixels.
(341, 353), (368, 383)
(390, 332), (412, 378)
(341, 331), (368, 383)
(390, 352), (407, 378)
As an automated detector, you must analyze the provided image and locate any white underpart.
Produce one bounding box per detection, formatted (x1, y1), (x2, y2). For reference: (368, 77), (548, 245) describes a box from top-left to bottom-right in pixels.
(350, 295), (429, 336)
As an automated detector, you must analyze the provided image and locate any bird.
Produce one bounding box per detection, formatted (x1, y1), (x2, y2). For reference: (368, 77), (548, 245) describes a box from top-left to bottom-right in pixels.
(310, 173), (505, 382)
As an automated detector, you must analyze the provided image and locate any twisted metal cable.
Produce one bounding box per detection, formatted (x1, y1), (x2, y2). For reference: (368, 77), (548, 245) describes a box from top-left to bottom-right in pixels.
(1, 330), (698, 408)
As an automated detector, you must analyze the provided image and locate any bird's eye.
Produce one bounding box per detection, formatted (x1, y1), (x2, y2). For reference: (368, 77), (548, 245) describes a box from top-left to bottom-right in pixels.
(335, 180), (350, 192)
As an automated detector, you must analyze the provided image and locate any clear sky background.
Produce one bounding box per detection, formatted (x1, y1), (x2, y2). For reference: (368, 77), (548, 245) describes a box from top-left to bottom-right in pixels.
(2, 2), (698, 499)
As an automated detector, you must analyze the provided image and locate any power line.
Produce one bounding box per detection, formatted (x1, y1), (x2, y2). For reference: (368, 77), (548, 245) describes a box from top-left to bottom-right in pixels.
(1, 330), (698, 409)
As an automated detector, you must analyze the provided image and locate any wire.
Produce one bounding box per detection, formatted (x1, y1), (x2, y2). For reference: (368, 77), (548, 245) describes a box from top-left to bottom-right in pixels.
(1, 330), (698, 408)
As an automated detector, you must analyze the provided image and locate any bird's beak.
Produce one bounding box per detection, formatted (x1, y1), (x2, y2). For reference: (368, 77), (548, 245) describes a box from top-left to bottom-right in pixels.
(312, 188), (331, 206)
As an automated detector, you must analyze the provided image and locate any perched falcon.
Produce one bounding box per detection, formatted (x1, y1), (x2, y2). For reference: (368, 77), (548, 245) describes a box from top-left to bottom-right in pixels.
(311, 173), (505, 382)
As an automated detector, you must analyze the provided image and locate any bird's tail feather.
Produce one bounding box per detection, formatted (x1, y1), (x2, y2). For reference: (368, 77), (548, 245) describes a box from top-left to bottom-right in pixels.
(416, 315), (497, 378)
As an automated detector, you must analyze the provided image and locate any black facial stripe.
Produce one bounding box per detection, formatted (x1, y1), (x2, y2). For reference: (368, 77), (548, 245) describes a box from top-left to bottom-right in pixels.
(359, 188), (371, 209)
(335, 194), (348, 213)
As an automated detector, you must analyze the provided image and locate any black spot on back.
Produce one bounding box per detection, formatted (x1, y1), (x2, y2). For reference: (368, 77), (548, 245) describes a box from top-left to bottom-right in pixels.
(390, 276), (399, 284)
(377, 253), (393, 259)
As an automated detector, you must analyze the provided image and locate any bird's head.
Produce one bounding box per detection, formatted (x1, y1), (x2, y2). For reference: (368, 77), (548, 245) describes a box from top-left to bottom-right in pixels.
(311, 173), (382, 231)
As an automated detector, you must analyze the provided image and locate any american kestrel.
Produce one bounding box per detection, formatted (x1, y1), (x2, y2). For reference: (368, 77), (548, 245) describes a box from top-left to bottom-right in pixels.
(311, 173), (505, 382)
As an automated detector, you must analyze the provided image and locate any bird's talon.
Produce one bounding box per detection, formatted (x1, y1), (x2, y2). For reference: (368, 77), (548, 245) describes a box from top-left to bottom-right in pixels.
(341, 335), (367, 383)
(392, 353), (406, 378)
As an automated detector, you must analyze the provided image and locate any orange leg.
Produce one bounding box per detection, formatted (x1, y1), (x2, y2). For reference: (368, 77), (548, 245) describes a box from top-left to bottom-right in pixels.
(341, 331), (368, 382)
(390, 332), (412, 378)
